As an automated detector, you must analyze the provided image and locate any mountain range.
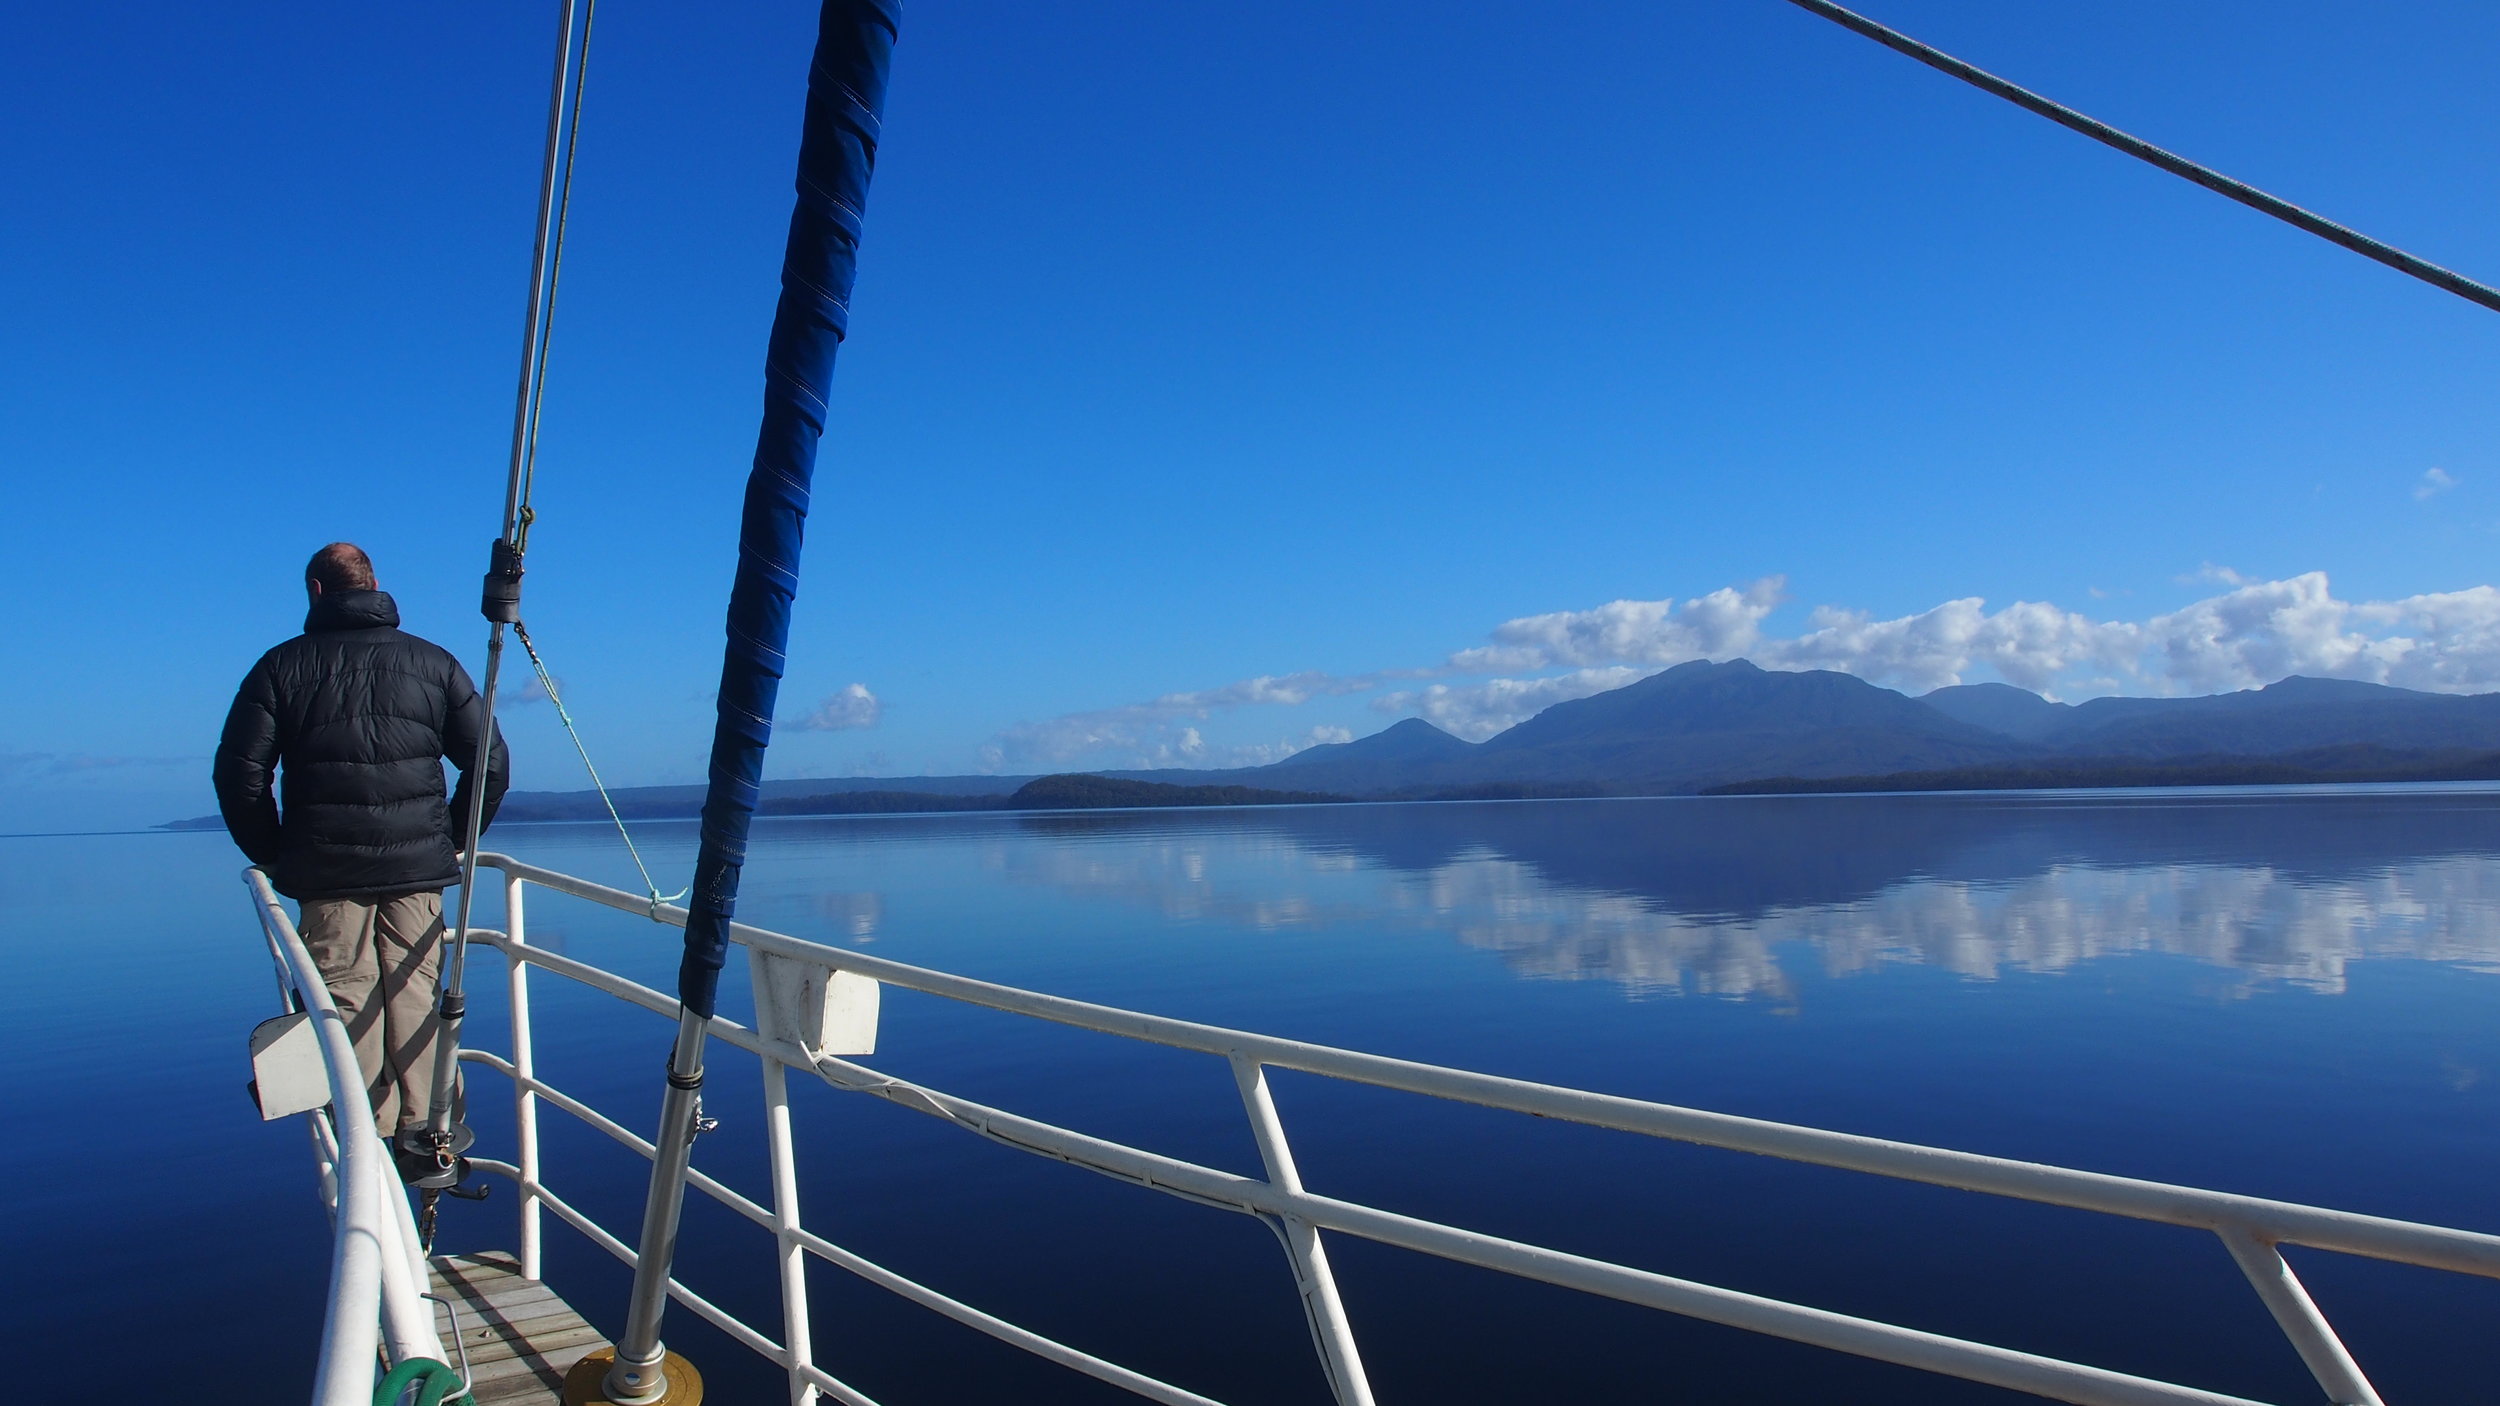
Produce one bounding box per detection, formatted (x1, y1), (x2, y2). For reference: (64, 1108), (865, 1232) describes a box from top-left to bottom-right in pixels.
(463, 659), (2500, 823)
(1176, 659), (2500, 796)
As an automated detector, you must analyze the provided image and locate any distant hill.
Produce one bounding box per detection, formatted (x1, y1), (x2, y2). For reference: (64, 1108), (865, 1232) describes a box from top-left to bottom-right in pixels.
(1269, 716), (1474, 769)
(271, 774), (1335, 829)
(1705, 747), (2500, 796)
(1457, 659), (2025, 790)
(759, 789), (997, 815)
(1006, 774), (1341, 809)
(1239, 717), (1478, 793)
(1920, 682), (2074, 741)
(496, 773), (1032, 823)
(2029, 676), (2500, 758)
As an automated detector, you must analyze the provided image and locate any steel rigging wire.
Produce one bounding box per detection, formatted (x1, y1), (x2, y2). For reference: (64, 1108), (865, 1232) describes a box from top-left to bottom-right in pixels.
(512, 0), (600, 554)
(1778, 0), (2500, 316)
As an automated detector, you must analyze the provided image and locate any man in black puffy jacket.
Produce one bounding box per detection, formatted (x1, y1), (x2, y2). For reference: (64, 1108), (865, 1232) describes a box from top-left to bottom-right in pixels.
(216, 542), (509, 1137)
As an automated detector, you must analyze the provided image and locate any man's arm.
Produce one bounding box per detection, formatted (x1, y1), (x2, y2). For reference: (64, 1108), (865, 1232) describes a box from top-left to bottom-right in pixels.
(443, 659), (510, 842)
(213, 658), (285, 867)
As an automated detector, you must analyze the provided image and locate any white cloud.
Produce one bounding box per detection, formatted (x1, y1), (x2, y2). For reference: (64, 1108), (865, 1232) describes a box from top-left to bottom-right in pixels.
(983, 672), (1389, 768)
(2349, 585), (2500, 691)
(1040, 722), (1365, 772)
(1408, 572), (2500, 721)
(1760, 597), (2140, 694)
(1449, 578), (1785, 672)
(2179, 563), (2248, 587)
(1200, 725), (1359, 769)
(2138, 573), (2383, 693)
(2417, 467), (2458, 501)
(1642, 572), (2500, 698)
(795, 683), (881, 732)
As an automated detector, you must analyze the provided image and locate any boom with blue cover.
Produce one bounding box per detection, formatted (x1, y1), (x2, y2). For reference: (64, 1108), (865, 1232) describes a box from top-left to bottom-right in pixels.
(683, 0), (897, 1018)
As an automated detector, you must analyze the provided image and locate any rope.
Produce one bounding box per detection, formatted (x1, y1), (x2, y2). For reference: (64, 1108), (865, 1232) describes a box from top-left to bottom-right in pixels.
(513, 0), (599, 552)
(373, 1357), (471, 1406)
(1776, 0), (2500, 317)
(515, 621), (689, 917)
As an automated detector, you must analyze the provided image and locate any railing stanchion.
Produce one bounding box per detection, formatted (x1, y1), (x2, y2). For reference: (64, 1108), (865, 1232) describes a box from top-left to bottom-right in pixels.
(762, 1058), (818, 1406)
(2216, 1226), (2383, 1406)
(1230, 1056), (1375, 1406)
(508, 874), (544, 1280)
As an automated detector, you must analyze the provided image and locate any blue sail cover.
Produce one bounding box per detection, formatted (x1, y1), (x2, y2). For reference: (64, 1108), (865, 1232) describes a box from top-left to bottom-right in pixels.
(683, 0), (898, 1018)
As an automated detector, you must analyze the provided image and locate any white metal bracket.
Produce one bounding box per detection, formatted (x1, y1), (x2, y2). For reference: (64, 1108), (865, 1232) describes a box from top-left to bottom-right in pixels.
(748, 947), (879, 1060)
(249, 1011), (330, 1121)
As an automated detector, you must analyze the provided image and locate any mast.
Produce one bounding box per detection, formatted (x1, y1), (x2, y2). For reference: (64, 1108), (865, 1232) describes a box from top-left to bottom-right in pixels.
(594, 4), (899, 1401)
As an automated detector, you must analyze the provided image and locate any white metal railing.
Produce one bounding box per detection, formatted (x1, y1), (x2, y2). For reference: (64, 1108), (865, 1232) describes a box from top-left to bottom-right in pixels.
(275, 853), (2500, 1406)
(244, 869), (446, 1406)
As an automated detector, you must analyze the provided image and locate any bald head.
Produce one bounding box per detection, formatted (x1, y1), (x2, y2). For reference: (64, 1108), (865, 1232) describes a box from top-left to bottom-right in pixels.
(306, 542), (376, 599)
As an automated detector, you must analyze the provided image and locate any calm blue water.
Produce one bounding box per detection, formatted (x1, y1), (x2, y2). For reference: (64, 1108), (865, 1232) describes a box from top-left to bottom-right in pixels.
(7, 789), (2499, 1403)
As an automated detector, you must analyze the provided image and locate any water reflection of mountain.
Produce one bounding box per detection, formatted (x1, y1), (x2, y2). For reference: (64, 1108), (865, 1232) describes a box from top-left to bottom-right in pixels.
(1007, 791), (2500, 997)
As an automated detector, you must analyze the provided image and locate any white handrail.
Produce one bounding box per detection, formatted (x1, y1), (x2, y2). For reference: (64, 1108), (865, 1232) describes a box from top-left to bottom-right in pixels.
(245, 868), (445, 1406)
(476, 851), (2500, 1277)
(452, 849), (2500, 1406)
(274, 852), (2500, 1406)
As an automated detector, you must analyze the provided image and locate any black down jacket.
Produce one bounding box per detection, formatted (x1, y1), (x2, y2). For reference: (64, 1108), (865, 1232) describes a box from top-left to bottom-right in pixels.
(215, 589), (509, 900)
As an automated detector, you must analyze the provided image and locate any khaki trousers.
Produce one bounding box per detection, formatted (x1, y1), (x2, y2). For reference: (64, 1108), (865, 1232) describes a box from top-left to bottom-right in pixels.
(299, 889), (463, 1134)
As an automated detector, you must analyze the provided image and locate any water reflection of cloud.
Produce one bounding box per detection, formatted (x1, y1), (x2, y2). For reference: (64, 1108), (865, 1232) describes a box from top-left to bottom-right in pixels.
(999, 835), (1346, 932)
(1428, 857), (2500, 997)
(1002, 834), (2500, 999)
(816, 890), (884, 942)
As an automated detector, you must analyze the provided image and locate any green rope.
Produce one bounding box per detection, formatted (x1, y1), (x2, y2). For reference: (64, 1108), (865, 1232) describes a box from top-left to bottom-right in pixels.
(514, 621), (690, 918)
(374, 1357), (471, 1406)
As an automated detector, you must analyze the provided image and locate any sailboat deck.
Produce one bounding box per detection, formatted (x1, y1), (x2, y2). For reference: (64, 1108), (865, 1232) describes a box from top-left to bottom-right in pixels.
(428, 1253), (609, 1406)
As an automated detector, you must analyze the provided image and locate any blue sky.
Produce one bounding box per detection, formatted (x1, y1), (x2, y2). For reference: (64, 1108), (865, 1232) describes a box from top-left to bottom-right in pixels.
(5, 0), (2499, 828)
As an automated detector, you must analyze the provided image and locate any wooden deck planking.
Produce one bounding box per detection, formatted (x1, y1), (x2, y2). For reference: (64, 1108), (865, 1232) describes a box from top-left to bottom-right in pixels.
(429, 1252), (611, 1406)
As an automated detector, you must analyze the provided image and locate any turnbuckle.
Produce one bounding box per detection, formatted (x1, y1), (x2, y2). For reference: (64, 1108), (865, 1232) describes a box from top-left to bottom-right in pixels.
(394, 1122), (478, 1191)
